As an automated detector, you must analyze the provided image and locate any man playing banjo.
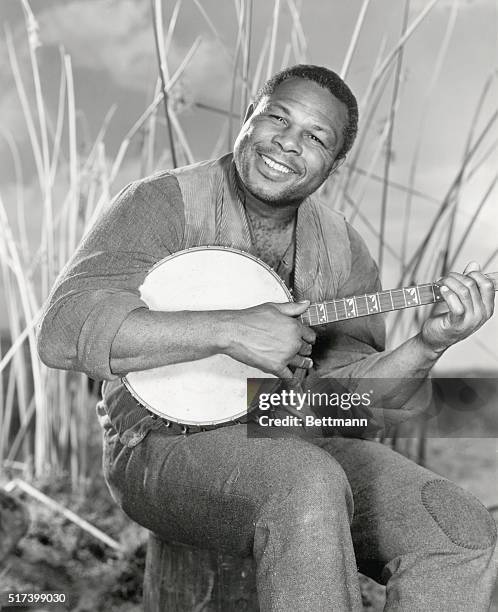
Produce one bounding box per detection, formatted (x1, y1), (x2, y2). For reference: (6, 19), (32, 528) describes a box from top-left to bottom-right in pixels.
(37, 65), (496, 611)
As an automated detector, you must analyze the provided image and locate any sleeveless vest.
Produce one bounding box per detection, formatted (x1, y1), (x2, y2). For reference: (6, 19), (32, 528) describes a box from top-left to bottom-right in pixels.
(170, 153), (352, 303)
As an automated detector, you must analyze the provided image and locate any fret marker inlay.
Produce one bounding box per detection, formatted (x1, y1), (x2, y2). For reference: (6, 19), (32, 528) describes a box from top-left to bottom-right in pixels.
(367, 294), (379, 313)
(404, 287), (419, 306)
(345, 298), (356, 318)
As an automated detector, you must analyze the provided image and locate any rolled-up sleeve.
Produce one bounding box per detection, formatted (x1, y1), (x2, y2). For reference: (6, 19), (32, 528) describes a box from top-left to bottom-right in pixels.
(36, 176), (184, 380)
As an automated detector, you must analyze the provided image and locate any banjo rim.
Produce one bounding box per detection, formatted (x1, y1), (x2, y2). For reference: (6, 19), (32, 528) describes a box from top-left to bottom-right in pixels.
(122, 245), (293, 426)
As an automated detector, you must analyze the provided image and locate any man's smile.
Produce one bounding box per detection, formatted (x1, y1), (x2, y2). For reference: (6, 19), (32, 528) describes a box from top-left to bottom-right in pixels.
(258, 153), (299, 177)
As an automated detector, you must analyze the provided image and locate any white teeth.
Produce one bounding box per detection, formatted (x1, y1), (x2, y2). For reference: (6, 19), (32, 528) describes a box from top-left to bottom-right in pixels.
(261, 154), (293, 174)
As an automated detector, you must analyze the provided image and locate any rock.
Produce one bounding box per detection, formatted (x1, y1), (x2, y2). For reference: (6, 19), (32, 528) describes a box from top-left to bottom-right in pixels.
(0, 489), (30, 562)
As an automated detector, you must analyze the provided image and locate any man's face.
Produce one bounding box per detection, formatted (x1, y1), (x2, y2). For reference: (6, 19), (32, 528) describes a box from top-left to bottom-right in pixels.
(233, 77), (349, 206)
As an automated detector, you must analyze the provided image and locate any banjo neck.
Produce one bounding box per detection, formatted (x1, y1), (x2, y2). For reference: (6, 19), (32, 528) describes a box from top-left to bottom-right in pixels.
(301, 272), (498, 326)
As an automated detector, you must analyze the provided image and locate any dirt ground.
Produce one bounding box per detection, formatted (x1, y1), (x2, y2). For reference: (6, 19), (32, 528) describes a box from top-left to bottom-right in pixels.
(0, 435), (496, 611)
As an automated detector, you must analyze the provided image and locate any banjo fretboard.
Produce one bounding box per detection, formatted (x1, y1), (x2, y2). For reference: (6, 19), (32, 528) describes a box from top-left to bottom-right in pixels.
(301, 272), (498, 326)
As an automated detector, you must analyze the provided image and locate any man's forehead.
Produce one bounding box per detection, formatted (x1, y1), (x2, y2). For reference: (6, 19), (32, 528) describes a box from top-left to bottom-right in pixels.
(268, 77), (329, 99)
(260, 77), (348, 132)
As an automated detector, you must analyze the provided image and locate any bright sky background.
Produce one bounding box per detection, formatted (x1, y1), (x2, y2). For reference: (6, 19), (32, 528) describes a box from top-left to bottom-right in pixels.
(0, 0), (497, 372)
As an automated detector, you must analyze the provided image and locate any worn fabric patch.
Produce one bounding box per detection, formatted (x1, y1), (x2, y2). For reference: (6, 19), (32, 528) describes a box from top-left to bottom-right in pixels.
(421, 479), (497, 550)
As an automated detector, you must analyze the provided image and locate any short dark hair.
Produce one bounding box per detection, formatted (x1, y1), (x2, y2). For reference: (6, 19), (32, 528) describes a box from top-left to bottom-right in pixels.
(253, 64), (358, 161)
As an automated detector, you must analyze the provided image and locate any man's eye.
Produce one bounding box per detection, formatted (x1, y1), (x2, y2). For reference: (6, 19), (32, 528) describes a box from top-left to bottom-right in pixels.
(270, 114), (286, 123)
(309, 134), (324, 146)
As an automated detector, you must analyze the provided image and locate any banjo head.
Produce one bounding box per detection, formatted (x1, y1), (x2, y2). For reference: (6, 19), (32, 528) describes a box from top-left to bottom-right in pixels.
(123, 246), (292, 426)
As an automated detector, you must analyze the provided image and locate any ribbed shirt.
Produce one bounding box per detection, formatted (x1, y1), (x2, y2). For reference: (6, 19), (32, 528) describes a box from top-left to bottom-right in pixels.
(36, 154), (428, 445)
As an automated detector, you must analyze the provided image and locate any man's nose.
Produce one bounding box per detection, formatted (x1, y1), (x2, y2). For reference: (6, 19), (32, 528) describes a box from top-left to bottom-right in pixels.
(272, 127), (302, 155)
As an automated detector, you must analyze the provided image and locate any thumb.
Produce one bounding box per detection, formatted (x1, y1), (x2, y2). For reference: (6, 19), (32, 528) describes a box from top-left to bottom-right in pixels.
(272, 300), (310, 316)
(463, 261), (480, 274)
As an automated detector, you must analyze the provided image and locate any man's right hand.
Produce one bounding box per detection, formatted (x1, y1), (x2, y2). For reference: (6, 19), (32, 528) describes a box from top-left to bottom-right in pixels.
(219, 301), (316, 378)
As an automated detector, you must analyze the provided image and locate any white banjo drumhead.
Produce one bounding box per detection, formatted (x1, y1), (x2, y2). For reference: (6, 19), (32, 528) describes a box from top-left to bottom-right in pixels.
(123, 247), (291, 425)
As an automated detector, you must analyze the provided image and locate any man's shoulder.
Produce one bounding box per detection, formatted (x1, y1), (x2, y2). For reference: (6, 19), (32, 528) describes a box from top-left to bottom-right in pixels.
(309, 197), (371, 253)
(136, 153), (232, 187)
(119, 154), (232, 205)
(307, 196), (351, 242)
(309, 197), (347, 225)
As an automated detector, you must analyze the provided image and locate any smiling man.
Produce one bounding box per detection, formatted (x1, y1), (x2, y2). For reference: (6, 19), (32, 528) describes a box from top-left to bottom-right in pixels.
(37, 65), (496, 611)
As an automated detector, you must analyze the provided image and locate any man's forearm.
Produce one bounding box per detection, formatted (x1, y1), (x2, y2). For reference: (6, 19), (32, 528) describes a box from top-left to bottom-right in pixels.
(109, 308), (229, 375)
(364, 332), (442, 378)
(353, 332), (442, 410)
(110, 301), (315, 378)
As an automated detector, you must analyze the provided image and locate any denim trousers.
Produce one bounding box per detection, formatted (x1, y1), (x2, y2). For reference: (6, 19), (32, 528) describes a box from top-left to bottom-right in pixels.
(102, 420), (497, 612)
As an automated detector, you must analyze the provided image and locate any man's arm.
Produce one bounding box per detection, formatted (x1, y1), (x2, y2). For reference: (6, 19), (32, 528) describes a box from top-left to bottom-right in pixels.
(36, 177), (185, 380)
(37, 175), (315, 381)
(361, 261), (494, 394)
(109, 300), (315, 378)
(310, 224), (495, 415)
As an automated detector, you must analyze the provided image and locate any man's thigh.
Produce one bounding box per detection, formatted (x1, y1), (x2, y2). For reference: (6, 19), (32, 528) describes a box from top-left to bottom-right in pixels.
(315, 436), (497, 582)
(103, 424), (348, 555)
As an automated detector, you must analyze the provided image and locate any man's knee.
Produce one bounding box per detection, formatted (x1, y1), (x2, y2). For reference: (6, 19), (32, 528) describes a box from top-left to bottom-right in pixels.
(261, 445), (354, 525)
(421, 479), (497, 551)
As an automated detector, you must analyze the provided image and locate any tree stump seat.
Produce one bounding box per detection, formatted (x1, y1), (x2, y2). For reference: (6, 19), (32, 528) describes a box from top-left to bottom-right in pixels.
(143, 531), (387, 611)
(143, 532), (259, 611)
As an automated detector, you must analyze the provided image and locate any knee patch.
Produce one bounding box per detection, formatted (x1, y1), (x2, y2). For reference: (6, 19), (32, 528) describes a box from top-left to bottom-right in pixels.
(421, 479), (497, 550)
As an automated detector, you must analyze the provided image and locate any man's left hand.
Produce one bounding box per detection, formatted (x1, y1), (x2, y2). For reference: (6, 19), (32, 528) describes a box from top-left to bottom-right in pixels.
(420, 261), (495, 354)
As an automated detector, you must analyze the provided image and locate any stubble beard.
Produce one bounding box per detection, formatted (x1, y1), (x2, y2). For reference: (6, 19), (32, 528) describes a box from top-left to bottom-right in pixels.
(235, 147), (305, 207)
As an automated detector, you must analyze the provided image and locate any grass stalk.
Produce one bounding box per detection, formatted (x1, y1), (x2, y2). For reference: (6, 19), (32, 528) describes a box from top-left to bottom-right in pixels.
(145, 80), (162, 175)
(0, 129), (29, 263)
(5, 398), (36, 466)
(48, 49), (67, 189)
(483, 248), (498, 270)
(399, 109), (497, 284)
(194, 102), (239, 118)
(151, 0), (177, 167)
(378, 0), (410, 275)
(347, 93), (402, 224)
(5, 479), (125, 552)
(20, 0), (48, 173)
(210, 119), (230, 158)
(65, 54), (79, 256)
(373, 0), (441, 89)
(338, 35), (388, 208)
(227, 0), (246, 147)
(441, 72), (496, 271)
(240, 0), (253, 115)
(251, 28), (271, 98)
(343, 194), (401, 261)
(447, 173), (498, 270)
(192, 0), (233, 63)
(347, 164), (439, 204)
(340, 0), (372, 80)
(401, 0), (459, 274)
(285, 0), (307, 62)
(4, 28), (44, 194)
(110, 36), (202, 182)
(164, 0), (183, 56)
(266, 0), (282, 80)
(281, 42), (292, 70)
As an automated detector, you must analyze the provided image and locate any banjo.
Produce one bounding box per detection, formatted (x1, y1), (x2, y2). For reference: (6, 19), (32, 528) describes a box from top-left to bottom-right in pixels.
(123, 246), (498, 427)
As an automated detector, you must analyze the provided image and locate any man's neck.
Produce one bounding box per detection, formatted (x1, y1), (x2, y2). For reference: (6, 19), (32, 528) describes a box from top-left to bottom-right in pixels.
(237, 177), (300, 227)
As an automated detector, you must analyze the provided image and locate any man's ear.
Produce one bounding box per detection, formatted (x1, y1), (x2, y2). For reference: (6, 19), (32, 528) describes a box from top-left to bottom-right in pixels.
(329, 157), (345, 175)
(242, 103), (255, 124)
